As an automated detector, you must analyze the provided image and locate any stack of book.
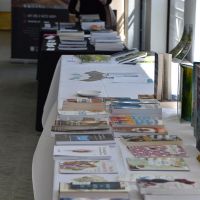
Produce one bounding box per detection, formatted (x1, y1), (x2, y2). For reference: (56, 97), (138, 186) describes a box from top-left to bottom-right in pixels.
(90, 30), (124, 51)
(50, 95), (192, 199)
(80, 14), (105, 31)
(57, 30), (87, 50)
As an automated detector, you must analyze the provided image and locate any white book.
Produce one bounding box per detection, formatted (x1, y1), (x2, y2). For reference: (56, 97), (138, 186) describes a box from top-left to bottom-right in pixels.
(137, 178), (200, 195)
(144, 195), (200, 200)
(53, 145), (111, 160)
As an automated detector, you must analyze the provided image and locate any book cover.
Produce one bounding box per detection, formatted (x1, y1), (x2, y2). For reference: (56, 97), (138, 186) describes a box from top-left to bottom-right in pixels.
(51, 118), (110, 132)
(137, 177), (200, 195)
(120, 135), (183, 146)
(59, 100), (108, 119)
(126, 157), (189, 171)
(110, 115), (163, 128)
(144, 195), (200, 200)
(75, 55), (111, 63)
(126, 144), (187, 158)
(59, 182), (128, 199)
(55, 133), (115, 145)
(113, 126), (168, 136)
(110, 103), (162, 118)
(59, 160), (118, 174)
(53, 145), (111, 160)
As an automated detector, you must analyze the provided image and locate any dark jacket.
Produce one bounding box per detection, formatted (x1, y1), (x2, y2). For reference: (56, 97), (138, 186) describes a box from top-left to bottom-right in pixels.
(68, 0), (112, 21)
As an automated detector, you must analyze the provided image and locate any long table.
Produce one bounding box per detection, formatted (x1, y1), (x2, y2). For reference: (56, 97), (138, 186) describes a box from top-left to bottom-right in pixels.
(32, 55), (199, 200)
(36, 35), (126, 131)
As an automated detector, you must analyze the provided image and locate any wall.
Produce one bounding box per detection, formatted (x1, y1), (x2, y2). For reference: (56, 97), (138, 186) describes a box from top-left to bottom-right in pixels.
(0, 0), (11, 11)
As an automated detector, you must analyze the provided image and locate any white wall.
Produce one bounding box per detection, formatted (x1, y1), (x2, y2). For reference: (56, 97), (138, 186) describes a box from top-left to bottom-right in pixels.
(0, 0), (11, 11)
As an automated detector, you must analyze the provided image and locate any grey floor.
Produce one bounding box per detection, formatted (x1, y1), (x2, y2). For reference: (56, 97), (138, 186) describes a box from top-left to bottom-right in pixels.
(0, 31), (39, 200)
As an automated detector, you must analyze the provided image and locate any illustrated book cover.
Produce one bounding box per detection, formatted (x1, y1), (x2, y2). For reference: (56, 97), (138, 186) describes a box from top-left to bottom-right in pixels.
(126, 144), (187, 158)
(126, 157), (189, 171)
(120, 135), (183, 146)
(112, 126), (168, 137)
(59, 160), (118, 174)
(51, 117), (110, 132)
(136, 177), (200, 195)
(110, 115), (163, 128)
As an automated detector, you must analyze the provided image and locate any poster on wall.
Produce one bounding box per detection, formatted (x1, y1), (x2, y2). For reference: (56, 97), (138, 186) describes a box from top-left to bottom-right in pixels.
(11, 0), (70, 60)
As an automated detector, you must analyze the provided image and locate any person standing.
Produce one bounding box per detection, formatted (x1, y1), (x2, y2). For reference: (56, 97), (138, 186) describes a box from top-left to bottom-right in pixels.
(68, 0), (116, 29)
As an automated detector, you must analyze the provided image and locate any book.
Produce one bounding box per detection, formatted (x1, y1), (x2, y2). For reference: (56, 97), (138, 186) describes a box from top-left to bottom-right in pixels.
(113, 126), (168, 137)
(126, 157), (189, 171)
(116, 51), (148, 64)
(110, 102), (162, 118)
(58, 100), (108, 120)
(59, 181), (129, 199)
(120, 135), (183, 146)
(110, 115), (163, 128)
(51, 117), (110, 132)
(126, 144), (187, 158)
(75, 54), (111, 63)
(53, 145), (111, 160)
(55, 133), (115, 145)
(144, 195), (200, 200)
(59, 160), (118, 174)
(136, 177), (200, 195)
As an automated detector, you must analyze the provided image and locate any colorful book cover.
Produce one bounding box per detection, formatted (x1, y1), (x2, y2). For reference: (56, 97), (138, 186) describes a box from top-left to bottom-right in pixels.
(52, 117), (109, 132)
(136, 177), (200, 195)
(112, 126), (167, 136)
(59, 160), (118, 174)
(126, 144), (187, 158)
(110, 115), (163, 128)
(120, 135), (183, 146)
(126, 157), (189, 171)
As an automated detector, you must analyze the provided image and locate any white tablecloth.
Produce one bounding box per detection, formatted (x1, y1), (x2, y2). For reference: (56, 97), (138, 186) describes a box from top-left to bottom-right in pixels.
(32, 55), (199, 200)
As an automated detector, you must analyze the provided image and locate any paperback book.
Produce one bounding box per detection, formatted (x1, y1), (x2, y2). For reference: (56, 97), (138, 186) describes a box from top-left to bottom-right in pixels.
(53, 145), (111, 160)
(59, 160), (118, 174)
(59, 100), (108, 120)
(55, 133), (115, 145)
(136, 177), (200, 195)
(126, 157), (189, 171)
(51, 117), (110, 132)
(110, 115), (163, 128)
(120, 135), (183, 146)
(110, 102), (162, 118)
(126, 144), (187, 158)
(112, 126), (168, 137)
(59, 181), (129, 199)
